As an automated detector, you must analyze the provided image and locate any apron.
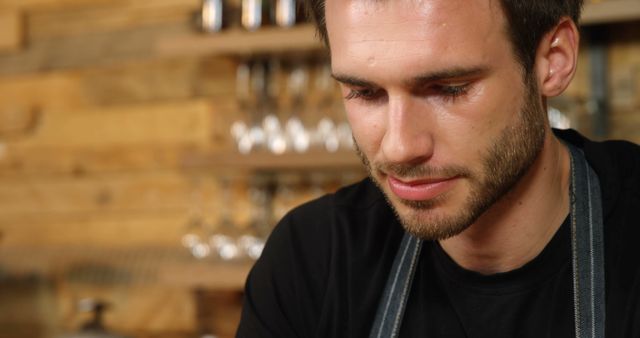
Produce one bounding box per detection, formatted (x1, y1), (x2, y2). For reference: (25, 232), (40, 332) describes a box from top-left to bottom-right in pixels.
(369, 143), (606, 338)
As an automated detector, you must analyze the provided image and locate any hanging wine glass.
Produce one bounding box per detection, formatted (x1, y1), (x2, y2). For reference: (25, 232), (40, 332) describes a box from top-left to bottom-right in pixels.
(209, 178), (241, 261)
(201, 0), (224, 33)
(310, 61), (340, 152)
(238, 177), (272, 260)
(262, 58), (288, 155)
(285, 62), (311, 153)
(231, 60), (252, 154)
(241, 0), (262, 31)
(236, 60), (268, 154)
(181, 189), (212, 259)
(275, 0), (297, 27)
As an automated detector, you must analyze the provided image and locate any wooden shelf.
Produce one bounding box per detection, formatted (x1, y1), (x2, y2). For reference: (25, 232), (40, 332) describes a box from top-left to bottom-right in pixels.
(158, 261), (252, 290)
(184, 150), (363, 171)
(154, 3), (640, 58)
(156, 24), (322, 58)
(0, 247), (253, 290)
(582, 0), (640, 25)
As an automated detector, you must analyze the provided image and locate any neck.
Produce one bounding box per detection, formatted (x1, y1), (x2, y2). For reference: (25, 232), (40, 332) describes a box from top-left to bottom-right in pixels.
(439, 130), (571, 275)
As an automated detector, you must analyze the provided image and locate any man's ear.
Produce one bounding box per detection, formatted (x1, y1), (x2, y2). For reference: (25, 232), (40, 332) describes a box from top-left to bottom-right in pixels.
(534, 18), (580, 97)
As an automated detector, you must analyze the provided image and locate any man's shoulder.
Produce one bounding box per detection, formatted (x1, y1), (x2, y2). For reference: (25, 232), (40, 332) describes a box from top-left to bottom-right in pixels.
(555, 128), (640, 191)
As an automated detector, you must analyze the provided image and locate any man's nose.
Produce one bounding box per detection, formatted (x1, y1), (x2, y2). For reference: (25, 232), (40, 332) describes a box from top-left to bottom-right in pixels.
(380, 96), (434, 165)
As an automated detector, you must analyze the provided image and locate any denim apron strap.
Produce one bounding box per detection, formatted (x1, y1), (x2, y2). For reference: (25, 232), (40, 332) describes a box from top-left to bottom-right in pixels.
(368, 232), (423, 338)
(369, 143), (605, 338)
(567, 143), (606, 338)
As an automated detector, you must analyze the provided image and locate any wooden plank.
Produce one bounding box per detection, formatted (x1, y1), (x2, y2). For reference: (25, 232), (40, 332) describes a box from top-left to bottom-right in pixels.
(0, 72), (90, 116)
(55, 283), (196, 333)
(0, 170), (222, 217)
(0, 278), (55, 337)
(0, 144), (218, 177)
(15, 100), (214, 148)
(0, 0), (118, 11)
(0, 181), (260, 249)
(0, 211), (197, 248)
(0, 245), (253, 290)
(27, 1), (198, 40)
(159, 262), (251, 290)
(156, 24), (323, 58)
(0, 10), (22, 52)
(0, 169), (261, 227)
(0, 99), (235, 176)
(73, 57), (235, 106)
(194, 290), (244, 338)
(0, 0), (198, 11)
(582, 0), (640, 25)
(0, 20), (192, 75)
(0, 56), (235, 109)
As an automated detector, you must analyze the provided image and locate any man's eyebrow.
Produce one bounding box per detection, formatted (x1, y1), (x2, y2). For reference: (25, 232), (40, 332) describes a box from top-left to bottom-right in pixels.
(331, 73), (378, 88)
(331, 67), (489, 88)
(407, 66), (490, 86)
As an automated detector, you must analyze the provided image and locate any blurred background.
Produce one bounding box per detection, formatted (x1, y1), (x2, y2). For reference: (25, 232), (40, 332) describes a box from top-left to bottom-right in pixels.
(0, 0), (638, 337)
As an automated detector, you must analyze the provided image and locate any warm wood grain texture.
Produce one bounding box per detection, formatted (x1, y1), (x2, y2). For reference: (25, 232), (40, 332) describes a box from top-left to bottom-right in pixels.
(0, 10), (22, 52)
(0, 98), (235, 176)
(0, 278), (56, 338)
(17, 100), (212, 147)
(157, 24), (323, 57)
(0, 21), (192, 75)
(0, 211), (191, 248)
(159, 262), (252, 290)
(582, 0), (640, 25)
(0, 171), (216, 216)
(55, 283), (196, 333)
(26, 1), (198, 40)
(0, 0), (199, 10)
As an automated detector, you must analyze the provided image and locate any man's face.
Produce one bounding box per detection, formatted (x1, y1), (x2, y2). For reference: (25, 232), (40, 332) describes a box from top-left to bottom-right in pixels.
(326, 0), (547, 240)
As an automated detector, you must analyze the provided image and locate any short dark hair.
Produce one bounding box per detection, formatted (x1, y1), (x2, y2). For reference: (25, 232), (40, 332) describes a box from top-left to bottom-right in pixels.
(304, 0), (584, 76)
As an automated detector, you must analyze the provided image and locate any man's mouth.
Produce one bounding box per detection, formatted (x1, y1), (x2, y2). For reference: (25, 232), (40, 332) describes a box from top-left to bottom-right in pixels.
(387, 175), (458, 201)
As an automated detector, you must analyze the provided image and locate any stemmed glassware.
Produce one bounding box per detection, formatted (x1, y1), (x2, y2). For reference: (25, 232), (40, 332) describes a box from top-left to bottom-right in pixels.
(181, 171), (366, 262)
(230, 58), (354, 155)
(181, 189), (213, 259)
(209, 178), (242, 261)
(237, 178), (270, 260)
(262, 58), (288, 155)
(312, 60), (341, 152)
(231, 60), (253, 154)
(284, 61), (311, 153)
(181, 178), (272, 262)
(232, 60), (272, 154)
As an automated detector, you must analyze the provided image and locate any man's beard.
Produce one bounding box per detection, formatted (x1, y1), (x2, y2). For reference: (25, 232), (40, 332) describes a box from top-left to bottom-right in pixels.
(355, 79), (546, 241)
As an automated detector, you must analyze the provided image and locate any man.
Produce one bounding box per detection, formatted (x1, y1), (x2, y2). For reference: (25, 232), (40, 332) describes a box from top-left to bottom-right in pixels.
(237, 0), (640, 337)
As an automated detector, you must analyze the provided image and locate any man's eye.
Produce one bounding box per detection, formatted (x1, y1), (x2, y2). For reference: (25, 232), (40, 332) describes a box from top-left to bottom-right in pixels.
(437, 84), (470, 99)
(344, 88), (382, 101)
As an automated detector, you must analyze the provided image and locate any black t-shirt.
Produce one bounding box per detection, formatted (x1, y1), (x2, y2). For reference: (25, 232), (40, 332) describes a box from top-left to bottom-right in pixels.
(237, 130), (640, 337)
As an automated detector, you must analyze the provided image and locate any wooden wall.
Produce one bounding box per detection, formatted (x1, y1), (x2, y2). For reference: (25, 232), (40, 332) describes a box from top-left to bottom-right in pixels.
(0, 1), (639, 337)
(0, 1), (242, 337)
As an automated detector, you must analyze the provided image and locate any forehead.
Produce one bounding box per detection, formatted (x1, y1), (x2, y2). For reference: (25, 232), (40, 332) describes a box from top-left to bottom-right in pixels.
(325, 0), (509, 77)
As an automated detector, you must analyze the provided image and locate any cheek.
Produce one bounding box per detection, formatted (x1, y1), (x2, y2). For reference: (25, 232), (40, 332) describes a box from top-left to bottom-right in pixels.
(344, 102), (386, 153)
(440, 81), (521, 147)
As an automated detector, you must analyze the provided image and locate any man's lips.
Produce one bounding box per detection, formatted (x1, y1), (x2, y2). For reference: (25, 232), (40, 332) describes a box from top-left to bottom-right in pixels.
(387, 175), (458, 201)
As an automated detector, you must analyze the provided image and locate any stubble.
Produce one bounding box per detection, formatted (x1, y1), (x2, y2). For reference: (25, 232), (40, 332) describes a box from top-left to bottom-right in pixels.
(355, 79), (546, 240)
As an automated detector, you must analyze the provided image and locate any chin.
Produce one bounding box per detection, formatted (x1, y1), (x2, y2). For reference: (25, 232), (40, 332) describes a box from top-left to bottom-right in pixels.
(385, 188), (473, 241)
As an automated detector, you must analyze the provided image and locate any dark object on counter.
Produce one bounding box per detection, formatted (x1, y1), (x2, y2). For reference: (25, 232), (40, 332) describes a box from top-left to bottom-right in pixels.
(58, 299), (131, 338)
